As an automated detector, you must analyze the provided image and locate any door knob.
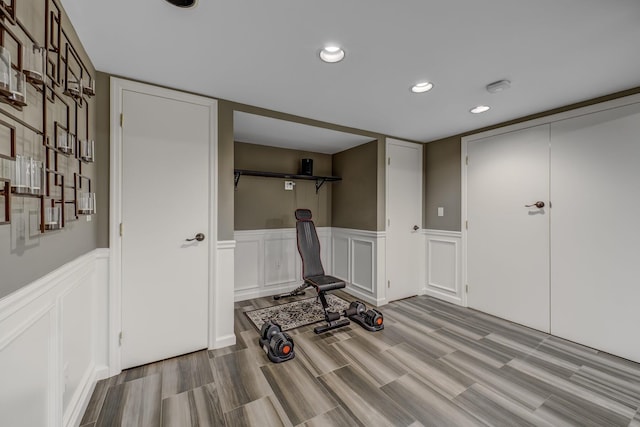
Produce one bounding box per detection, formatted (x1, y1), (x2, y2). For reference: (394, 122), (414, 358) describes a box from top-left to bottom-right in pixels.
(186, 233), (205, 242)
(525, 201), (545, 208)
(413, 225), (420, 231)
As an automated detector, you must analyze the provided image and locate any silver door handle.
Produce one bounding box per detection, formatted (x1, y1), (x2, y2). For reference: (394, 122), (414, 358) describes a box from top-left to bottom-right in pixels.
(525, 201), (545, 208)
(413, 225), (420, 231)
(186, 233), (205, 242)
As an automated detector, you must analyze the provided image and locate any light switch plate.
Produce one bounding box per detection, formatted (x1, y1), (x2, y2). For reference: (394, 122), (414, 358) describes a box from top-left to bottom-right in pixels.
(437, 207), (444, 217)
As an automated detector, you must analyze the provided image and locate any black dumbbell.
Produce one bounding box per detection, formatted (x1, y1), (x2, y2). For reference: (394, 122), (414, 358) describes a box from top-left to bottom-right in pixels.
(362, 309), (384, 328)
(259, 320), (295, 363)
(344, 301), (366, 317)
(269, 331), (294, 358)
(260, 320), (281, 342)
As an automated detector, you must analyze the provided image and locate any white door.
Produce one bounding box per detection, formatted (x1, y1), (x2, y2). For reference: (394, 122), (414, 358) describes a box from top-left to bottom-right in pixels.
(386, 139), (423, 302)
(466, 125), (550, 332)
(550, 102), (640, 362)
(120, 88), (211, 369)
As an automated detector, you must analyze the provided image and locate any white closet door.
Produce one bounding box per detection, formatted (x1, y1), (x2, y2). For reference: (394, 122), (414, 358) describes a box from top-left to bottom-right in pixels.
(550, 102), (640, 363)
(467, 125), (550, 332)
(386, 139), (423, 302)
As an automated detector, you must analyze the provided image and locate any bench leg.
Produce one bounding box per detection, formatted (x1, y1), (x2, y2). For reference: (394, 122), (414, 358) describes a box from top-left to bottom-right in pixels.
(273, 282), (309, 300)
(313, 291), (350, 334)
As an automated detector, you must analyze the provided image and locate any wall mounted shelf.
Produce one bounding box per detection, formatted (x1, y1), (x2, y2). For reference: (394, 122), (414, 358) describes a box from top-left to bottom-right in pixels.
(234, 169), (341, 194)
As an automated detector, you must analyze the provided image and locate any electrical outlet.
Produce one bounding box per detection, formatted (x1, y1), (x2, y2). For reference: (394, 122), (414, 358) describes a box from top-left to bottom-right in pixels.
(437, 207), (444, 217)
(284, 181), (295, 190)
(86, 215), (92, 222)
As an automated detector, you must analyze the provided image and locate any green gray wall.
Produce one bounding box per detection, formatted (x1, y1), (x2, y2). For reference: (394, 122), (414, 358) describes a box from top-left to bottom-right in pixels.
(423, 136), (461, 231)
(217, 101), (235, 241)
(95, 72), (110, 247)
(234, 142), (332, 229)
(332, 140), (379, 231)
(0, 0), (98, 298)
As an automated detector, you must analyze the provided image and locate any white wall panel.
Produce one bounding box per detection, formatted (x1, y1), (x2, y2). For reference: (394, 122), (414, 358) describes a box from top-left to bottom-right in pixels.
(234, 228), (329, 301)
(332, 228), (386, 306)
(214, 241), (236, 349)
(234, 239), (260, 291)
(424, 230), (463, 305)
(61, 271), (94, 413)
(264, 237), (298, 286)
(0, 249), (110, 427)
(333, 236), (350, 281)
(352, 240), (374, 292)
(0, 310), (52, 427)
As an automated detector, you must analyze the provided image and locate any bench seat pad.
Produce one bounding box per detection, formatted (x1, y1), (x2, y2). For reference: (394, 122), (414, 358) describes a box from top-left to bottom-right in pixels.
(305, 275), (346, 292)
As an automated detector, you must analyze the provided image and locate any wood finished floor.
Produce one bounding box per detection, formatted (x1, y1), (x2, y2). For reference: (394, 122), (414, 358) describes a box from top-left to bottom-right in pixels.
(81, 292), (640, 426)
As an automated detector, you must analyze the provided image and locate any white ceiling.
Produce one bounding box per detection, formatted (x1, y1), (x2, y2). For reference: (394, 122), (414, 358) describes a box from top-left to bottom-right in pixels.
(62, 0), (640, 148)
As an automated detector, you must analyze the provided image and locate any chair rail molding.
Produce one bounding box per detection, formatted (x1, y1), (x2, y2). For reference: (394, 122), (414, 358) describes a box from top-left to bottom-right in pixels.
(422, 229), (464, 306)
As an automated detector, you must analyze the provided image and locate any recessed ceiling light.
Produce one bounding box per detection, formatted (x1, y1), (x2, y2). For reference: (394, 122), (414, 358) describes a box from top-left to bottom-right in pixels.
(411, 82), (434, 93)
(319, 46), (345, 63)
(470, 105), (491, 114)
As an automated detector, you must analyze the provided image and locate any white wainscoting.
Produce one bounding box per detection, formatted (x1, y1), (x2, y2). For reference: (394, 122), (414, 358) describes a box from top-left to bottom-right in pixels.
(214, 241), (236, 348)
(233, 228), (331, 301)
(332, 228), (386, 306)
(0, 249), (110, 427)
(422, 230), (464, 306)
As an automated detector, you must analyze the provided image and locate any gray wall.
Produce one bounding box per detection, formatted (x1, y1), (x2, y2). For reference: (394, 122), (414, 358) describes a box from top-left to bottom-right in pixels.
(332, 140), (379, 231)
(0, 0), (98, 298)
(218, 101), (235, 241)
(235, 142), (332, 229)
(95, 72), (110, 248)
(423, 137), (461, 231)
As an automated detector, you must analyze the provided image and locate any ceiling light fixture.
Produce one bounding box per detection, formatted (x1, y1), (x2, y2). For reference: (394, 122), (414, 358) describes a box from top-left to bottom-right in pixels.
(470, 105), (491, 114)
(486, 79), (511, 93)
(319, 45), (345, 63)
(164, 0), (197, 8)
(411, 82), (434, 93)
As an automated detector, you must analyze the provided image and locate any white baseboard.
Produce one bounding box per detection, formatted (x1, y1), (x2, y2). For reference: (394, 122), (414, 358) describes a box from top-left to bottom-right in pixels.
(213, 334), (237, 349)
(64, 363), (109, 427)
(343, 285), (386, 307)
